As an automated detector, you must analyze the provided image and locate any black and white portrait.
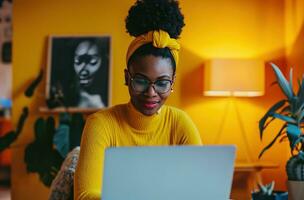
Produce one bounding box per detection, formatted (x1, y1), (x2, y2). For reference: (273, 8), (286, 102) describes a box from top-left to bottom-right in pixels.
(46, 36), (111, 110)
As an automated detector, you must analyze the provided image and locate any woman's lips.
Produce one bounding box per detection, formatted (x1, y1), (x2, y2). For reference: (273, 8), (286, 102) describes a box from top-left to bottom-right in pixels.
(143, 101), (159, 109)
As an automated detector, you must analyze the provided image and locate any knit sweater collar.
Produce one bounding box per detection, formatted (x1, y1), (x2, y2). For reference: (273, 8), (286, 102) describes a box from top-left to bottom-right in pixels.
(125, 101), (162, 131)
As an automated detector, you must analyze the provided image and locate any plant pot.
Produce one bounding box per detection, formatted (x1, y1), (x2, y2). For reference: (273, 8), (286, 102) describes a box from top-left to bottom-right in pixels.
(287, 180), (304, 200)
(251, 191), (288, 200)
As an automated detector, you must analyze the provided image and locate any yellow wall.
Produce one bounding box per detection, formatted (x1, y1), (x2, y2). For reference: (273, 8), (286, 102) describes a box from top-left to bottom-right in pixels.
(179, 0), (288, 190)
(285, 0), (304, 77)
(12, 0), (134, 199)
(12, 0), (290, 199)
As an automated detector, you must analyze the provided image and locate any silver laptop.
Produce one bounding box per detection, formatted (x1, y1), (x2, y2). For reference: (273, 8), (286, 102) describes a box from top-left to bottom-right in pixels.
(102, 145), (236, 200)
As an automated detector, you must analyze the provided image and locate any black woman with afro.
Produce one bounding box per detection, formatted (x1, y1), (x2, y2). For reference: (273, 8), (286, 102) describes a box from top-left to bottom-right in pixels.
(74, 0), (202, 199)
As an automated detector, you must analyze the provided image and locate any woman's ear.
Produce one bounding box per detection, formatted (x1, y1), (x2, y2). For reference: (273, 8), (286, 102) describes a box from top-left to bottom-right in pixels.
(172, 74), (176, 83)
(124, 69), (129, 86)
(171, 74), (176, 91)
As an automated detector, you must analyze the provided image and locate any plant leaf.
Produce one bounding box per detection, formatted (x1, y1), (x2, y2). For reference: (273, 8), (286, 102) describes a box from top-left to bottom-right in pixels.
(279, 135), (288, 143)
(295, 101), (304, 117)
(15, 107), (29, 134)
(290, 96), (300, 114)
(289, 68), (293, 93)
(298, 151), (304, 160)
(297, 77), (301, 96)
(297, 108), (304, 123)
(53, 124), (70, 158)
(0, 131), (17, 152)
(291, 136), (304, 152)
(263, 117), (276, 132)
(25, 69), (43, 97)
(270, 80), (277, 87)
(287, 123), (302, 149)
(280, 105), (291, 115)
(259, 124), (286, 158)
(270, 63), (294, 100)
(34, 117), (45, 141)
(273, 113), (296, 123)
(69, 113), (85, 150)
(299, 76), (304, 104)
(45, 116), (55, 148)
(259, 99), (286, 139)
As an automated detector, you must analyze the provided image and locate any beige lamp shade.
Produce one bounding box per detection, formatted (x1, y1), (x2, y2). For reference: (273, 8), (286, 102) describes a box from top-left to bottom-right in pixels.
(204, 59), (265, 97)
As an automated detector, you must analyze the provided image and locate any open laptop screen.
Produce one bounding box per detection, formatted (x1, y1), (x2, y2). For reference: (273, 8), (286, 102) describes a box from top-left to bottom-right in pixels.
(102, 145), (236, 200)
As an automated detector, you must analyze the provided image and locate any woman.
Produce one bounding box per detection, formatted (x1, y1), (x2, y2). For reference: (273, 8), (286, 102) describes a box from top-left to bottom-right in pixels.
(74, 0), (202, 199)
(72, 39), (108, 108)
(49, 37), (110, 109)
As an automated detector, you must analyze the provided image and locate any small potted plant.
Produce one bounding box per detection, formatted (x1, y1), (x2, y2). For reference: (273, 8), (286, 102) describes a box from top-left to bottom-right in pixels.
(251, 181), (288, 200)
(259, 63), (304, 200)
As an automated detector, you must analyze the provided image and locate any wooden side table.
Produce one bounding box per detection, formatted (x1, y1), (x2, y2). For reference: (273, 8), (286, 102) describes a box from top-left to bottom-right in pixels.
(231, 162), (279, 200)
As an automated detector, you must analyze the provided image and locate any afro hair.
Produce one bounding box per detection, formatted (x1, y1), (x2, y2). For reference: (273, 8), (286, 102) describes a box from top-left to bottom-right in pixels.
(125, 0), (185, 39)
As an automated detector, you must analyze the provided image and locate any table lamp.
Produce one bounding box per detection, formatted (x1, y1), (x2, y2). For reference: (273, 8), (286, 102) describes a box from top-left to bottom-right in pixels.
(204, 59), (265, 97)
(203, 58), (265, 162)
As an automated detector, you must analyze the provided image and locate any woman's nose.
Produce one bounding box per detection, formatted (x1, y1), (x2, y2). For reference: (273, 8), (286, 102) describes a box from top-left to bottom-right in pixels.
(144, 84), (157, 97)
(79, 64), (89, 75)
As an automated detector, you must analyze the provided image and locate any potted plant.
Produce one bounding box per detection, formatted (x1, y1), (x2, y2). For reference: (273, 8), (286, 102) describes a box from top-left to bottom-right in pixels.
(259, 63), (304, 200)
(251, 181), (288, 200)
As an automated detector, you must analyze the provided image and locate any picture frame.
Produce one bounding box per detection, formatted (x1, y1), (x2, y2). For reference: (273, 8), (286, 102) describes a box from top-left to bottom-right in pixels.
(45, 35), (111, 112)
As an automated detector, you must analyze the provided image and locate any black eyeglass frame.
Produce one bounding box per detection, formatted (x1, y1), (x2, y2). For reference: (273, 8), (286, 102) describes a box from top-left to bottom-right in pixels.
(127, 70), (174, 94)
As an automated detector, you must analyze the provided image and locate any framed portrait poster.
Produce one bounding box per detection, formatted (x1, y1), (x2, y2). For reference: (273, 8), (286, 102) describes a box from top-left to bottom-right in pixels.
(46, 35), (111, 111)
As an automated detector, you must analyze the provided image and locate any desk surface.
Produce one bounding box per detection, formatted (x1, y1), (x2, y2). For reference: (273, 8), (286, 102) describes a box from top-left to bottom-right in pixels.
(234, 162), (279, 172)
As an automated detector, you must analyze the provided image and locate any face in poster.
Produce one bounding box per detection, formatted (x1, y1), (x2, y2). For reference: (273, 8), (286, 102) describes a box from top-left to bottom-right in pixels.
(46, 36), (111, 110)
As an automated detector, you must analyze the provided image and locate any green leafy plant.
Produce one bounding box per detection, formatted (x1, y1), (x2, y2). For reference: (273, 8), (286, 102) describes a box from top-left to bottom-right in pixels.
(0, 69), (43, 152)
(24, 116), (63, 186)
(259, 63), (304, 181)
(252, 181), (288, 200)
(21, 70), (85, 187)
(252, 181), (275, 199)
(0, 68), (85, 187)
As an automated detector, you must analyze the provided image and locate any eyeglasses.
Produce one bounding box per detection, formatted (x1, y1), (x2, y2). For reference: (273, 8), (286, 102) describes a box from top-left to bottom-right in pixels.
(128, 71), (173, 94)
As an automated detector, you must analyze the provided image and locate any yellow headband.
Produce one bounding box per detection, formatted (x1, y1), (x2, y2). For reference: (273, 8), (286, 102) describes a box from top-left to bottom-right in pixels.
(126, 29), (180, 66)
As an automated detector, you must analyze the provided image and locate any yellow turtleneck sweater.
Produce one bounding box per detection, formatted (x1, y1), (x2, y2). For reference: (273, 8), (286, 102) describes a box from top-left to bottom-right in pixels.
(74, 102), (202, 200)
